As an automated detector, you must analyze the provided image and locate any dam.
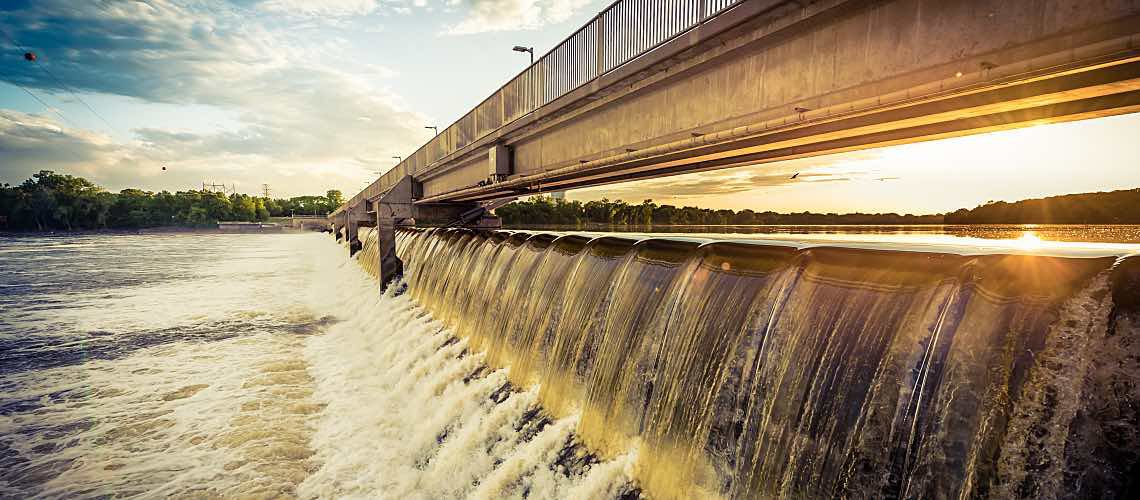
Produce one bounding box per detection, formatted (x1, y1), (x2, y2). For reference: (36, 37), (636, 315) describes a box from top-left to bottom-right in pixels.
(346, 226), (1140, 498)
(316, 0), (1140, 496)
(3, 0), (1140, 497)
(331, 0), (1140, 285)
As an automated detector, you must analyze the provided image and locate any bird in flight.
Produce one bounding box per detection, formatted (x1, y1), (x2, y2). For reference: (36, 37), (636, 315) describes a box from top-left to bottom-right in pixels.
(790, 172), (800, 179)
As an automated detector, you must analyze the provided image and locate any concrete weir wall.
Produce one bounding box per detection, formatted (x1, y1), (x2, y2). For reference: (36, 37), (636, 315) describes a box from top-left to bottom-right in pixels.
(360, 227), (1140, 499)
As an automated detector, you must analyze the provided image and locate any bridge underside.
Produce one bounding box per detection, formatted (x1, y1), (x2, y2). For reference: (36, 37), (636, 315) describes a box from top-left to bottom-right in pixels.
(334, 0), (1140, 285)
(415, 0), (1140, 203)
(434, 59), (1140, 203)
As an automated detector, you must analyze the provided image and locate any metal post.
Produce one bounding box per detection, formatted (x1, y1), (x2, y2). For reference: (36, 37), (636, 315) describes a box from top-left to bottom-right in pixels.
(596, 16), (606, 76)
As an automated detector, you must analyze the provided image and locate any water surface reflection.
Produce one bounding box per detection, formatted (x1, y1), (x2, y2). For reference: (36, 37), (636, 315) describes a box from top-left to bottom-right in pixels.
(509, 224), (1140, 243)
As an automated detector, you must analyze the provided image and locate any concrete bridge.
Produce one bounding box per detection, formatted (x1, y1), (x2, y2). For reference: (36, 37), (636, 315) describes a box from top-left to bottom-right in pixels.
(332, 0), (1140, 284)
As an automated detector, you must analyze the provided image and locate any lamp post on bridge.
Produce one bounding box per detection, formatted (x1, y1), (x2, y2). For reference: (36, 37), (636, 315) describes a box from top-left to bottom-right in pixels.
(425, 126), (438, 136)
(392, 156), (402, 163)
(512, 45), (533, 65)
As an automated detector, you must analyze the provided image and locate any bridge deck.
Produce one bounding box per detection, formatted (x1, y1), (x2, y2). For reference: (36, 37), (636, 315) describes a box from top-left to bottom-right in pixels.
(333, 0), (1140, 218)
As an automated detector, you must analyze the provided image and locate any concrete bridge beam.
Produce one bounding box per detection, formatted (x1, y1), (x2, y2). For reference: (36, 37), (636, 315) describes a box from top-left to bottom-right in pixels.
(403, 0), (1140, 203)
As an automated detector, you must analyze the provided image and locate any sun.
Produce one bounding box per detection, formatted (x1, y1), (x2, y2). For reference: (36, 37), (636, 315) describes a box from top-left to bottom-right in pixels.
(1012, 231), (1045, 250)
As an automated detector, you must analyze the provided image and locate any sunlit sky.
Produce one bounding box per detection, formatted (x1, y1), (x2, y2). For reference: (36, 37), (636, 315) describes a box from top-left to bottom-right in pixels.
(2, 0), (1139, 214)
(573, 113), (1140, 214)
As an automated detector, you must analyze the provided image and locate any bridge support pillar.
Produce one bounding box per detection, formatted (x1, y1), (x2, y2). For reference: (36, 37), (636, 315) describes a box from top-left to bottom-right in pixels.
(345, 204), (370, 256)
(371, 176), (417, 288)
(333, 213), (346, 243)
(375, 209), (403, 287)
(360, 174), (509, 288)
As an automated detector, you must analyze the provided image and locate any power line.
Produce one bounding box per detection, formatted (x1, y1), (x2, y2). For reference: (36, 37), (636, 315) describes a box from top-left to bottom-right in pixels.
(3, 31), (118, 134)
(33, 57), (117, 133)
(12, 82), (75, 127)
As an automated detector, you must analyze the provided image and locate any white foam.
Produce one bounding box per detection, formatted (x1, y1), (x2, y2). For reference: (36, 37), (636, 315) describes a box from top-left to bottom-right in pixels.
(1, 232), (634, 498)
(300, 245), (636, 498)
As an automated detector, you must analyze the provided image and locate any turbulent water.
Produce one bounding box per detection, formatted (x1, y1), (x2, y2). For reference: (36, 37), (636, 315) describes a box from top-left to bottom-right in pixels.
(4, 229), (1140, 499)
(0, 233), (634, 498)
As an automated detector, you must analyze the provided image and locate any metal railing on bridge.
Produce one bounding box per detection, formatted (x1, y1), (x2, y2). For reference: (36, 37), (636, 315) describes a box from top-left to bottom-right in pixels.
(342, 0), (743, 212)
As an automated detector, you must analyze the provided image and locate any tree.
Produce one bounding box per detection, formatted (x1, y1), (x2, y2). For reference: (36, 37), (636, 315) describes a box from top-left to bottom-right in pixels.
(0, 170), (350, 230)
(326, 190), (345, 209)
(254, 199), (270, 221)
(229, 193), (257, 221)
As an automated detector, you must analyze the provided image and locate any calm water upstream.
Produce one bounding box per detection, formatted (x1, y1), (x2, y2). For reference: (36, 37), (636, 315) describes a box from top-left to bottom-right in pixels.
(511, 223), (1140, 244)
(2, 227), (1139, 498)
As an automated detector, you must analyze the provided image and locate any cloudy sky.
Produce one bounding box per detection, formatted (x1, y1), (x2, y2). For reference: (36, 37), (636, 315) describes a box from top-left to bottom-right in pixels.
(0, 0), (598, 197)
(2, 0), (1139, 213)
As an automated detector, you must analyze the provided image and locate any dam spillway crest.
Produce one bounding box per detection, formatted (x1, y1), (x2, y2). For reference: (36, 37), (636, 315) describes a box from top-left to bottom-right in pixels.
(351, 227), (1140, 499)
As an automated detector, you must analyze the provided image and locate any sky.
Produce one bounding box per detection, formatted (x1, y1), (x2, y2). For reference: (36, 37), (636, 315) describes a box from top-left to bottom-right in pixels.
(1, 0), (1139, 214)
(0, 0), (599, 197)
(572, 112), (1140, 214)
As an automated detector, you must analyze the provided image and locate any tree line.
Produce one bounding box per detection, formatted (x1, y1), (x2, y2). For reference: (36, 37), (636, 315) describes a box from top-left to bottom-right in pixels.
(0, 170), (345, 231)
(5, 170), (1137, 231)
(497, 188), (1140, 227)
(944, 188), (1140, 224)
(496, 197), (943, 226)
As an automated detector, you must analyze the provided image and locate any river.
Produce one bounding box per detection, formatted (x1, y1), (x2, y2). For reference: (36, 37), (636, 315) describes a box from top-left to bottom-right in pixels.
(2, 228), (1138, 498)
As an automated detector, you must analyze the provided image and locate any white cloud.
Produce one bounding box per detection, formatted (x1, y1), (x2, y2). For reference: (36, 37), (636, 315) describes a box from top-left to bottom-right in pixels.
(255, 0), (381, 17)
(0, 0), (428, 197)
(444, 0), (593, 35)
(570, 152), (885, 205)
(0, 110), (375, 197)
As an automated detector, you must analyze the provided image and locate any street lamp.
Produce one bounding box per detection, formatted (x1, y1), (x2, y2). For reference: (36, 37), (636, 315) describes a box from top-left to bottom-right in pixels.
(392, 156), (402, 163)
(425, 126), (438, 136)
(512, 45), (534, 65)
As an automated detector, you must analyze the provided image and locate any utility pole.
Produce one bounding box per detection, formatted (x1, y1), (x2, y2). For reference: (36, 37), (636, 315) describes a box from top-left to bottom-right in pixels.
(262, 184), (271, 198)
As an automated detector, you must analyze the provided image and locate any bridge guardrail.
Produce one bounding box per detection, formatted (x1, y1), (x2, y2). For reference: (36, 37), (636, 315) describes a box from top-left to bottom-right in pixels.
(338, 0), (744, 215)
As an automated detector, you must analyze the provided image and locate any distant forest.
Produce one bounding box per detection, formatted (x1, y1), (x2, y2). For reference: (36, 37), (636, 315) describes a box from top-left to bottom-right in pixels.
(496, 198), (942, 226)
(943, 188), (1140, 224)
(3, 171), (1139, 232)
(497, 188), (1140, 226)
(0, 170), (343, 231)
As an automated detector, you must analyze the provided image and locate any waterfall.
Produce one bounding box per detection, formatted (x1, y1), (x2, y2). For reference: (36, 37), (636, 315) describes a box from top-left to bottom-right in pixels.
(346, 227), (1139, 499)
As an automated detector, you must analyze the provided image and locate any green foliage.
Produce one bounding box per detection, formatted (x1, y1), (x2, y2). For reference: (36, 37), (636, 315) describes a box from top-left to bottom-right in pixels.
(496, 196), (944, 226)
(0, 170), (338, 231)
(498, 189), (1140, 227)
(268, 194), (340, 217)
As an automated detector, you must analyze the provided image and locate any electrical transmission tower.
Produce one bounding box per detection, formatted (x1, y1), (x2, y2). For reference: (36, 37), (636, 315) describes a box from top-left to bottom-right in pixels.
(201, 182), (236, 196)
